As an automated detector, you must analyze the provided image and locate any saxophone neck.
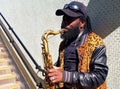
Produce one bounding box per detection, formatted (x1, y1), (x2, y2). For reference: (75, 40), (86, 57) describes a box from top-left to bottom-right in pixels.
(42, 29), (65, 39)
(46, 29), (64, 35)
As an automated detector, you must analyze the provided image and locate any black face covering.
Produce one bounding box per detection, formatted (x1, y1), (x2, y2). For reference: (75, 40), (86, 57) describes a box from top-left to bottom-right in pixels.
(61, 26), (80, 44)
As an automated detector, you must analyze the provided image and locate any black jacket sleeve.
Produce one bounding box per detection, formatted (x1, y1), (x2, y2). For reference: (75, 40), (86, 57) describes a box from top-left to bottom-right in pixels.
(72, 46), (108, 88)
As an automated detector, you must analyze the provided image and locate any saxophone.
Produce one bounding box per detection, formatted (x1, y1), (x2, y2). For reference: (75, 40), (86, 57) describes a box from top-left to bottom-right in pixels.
(41, 29), (64, 89)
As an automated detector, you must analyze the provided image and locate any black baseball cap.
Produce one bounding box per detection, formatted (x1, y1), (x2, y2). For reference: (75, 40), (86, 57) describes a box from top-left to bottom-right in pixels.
(56, 1), (87, 19)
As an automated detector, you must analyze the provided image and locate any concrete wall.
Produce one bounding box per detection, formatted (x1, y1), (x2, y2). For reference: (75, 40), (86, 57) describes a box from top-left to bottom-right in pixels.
(0, 0), (120, 89)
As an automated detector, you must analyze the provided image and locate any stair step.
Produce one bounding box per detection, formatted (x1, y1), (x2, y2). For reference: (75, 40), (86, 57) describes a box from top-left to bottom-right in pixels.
(10, 84), (20, 89)
(0, 48), (8, 58)
(0, 73), (16, 85)
(0, 66), (11, 75)
(0, 52), (9, 58)
(0, 58), (9, 66)
(0, 82), (20, 89)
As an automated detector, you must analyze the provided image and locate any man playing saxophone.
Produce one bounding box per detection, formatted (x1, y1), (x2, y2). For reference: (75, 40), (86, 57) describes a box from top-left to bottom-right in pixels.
(48, 1), (108, 89)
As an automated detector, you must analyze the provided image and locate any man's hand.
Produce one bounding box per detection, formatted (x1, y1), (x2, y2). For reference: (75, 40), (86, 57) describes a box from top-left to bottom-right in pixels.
(48, 66), (63, 83)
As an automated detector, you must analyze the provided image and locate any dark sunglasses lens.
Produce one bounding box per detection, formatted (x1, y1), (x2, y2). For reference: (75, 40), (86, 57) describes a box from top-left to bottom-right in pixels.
(69, 4), (79, 11)
(64, 4), (79, 12)
(64, 4), (68, 9)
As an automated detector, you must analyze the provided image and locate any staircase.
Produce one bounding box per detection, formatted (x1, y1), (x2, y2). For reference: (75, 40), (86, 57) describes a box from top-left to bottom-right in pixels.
(0, 13), (45, 89)
(0, 38), (25, 89)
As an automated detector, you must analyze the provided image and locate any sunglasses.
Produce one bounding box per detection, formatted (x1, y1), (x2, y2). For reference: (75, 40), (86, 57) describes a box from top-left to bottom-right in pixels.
(64, 3), (84, 16)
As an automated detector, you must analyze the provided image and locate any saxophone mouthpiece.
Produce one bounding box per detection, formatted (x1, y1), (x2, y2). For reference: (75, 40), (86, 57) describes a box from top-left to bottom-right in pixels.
(59, 29), (66, 34)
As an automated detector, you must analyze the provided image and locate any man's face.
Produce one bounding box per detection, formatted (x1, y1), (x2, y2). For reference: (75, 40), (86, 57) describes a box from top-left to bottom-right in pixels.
(61, 15), (80, 30)
(61, 15), (84, 41)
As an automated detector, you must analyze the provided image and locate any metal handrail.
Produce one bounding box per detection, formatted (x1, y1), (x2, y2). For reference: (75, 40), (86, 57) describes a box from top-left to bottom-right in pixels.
(0, 12), (45, 88)
(0, 12), (44, 72)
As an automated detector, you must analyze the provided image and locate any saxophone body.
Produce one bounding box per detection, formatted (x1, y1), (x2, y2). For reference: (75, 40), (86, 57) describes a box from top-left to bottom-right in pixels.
(41, 30), (64, 89)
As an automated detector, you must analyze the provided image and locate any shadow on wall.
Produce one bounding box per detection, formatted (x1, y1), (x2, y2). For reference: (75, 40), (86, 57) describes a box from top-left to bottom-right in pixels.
(87, 0), (120, 38)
